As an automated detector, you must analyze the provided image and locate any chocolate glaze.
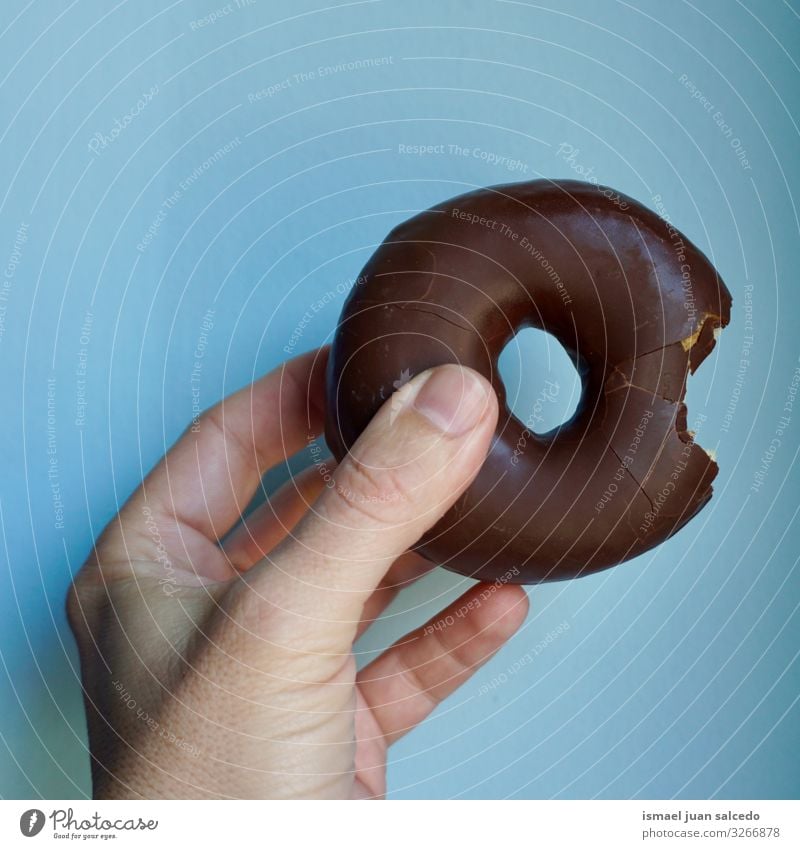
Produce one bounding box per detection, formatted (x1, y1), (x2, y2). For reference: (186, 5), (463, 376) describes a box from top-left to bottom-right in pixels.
(325, 180), (732, 583)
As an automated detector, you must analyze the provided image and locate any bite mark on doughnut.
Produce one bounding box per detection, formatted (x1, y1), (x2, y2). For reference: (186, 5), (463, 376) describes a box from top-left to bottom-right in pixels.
(687, 313), (725, 373)
(601, 310), (726, 535)
(680, 327), (704, 352)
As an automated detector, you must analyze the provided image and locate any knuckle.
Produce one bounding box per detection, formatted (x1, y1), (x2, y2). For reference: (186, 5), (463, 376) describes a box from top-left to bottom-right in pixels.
(65, 567), (99, 638)
(199, 403), (264, 469)
(327, 457), (411, 527)
(396, 650), (440, 711)
(64, 580), (82, 634)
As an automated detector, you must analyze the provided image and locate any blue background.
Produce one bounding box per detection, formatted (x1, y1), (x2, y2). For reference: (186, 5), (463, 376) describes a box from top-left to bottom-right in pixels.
(1, 0), (798, 799)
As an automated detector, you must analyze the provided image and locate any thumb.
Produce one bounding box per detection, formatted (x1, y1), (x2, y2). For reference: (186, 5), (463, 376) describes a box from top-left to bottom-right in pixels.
(247, 364), (498, 640)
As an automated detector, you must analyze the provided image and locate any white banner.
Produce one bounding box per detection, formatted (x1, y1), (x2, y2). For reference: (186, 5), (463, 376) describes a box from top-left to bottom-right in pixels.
(1, 799), (797, 848)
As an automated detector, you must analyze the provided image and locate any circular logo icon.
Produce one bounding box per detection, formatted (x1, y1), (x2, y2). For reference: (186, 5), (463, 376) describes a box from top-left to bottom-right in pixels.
(19, 809), (45, 837)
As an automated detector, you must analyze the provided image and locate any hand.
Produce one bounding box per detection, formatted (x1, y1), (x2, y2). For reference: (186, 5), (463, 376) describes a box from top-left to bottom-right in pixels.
(67, 347), (529, 799)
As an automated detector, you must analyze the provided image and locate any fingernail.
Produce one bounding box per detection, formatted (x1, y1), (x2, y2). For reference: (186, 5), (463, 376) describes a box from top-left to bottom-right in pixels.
(412, 365), (491, 435)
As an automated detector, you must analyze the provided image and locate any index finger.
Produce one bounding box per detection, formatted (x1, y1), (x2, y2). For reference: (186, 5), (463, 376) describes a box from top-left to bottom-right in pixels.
(127, 346), (329, 548)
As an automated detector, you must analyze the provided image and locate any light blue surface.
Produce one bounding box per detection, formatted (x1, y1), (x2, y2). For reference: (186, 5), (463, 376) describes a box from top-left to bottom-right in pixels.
(1, 0), (798, 799)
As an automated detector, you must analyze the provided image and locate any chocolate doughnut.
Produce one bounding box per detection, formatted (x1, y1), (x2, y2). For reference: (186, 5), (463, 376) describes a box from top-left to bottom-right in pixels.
(324, 180), (732, 583)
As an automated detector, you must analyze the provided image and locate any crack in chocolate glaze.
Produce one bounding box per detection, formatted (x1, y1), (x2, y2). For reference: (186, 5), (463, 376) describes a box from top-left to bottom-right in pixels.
(393, 303), (477, 334)
(606, 441), (657, 515)
(606, 374), (678, 403)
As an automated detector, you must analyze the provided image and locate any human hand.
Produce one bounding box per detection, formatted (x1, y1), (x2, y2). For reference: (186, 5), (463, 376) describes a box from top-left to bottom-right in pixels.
(67, 347), (529, 799)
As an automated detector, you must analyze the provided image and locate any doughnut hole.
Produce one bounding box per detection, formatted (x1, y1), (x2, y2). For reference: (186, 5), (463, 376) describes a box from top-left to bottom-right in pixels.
(497, 327), (582, 435)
